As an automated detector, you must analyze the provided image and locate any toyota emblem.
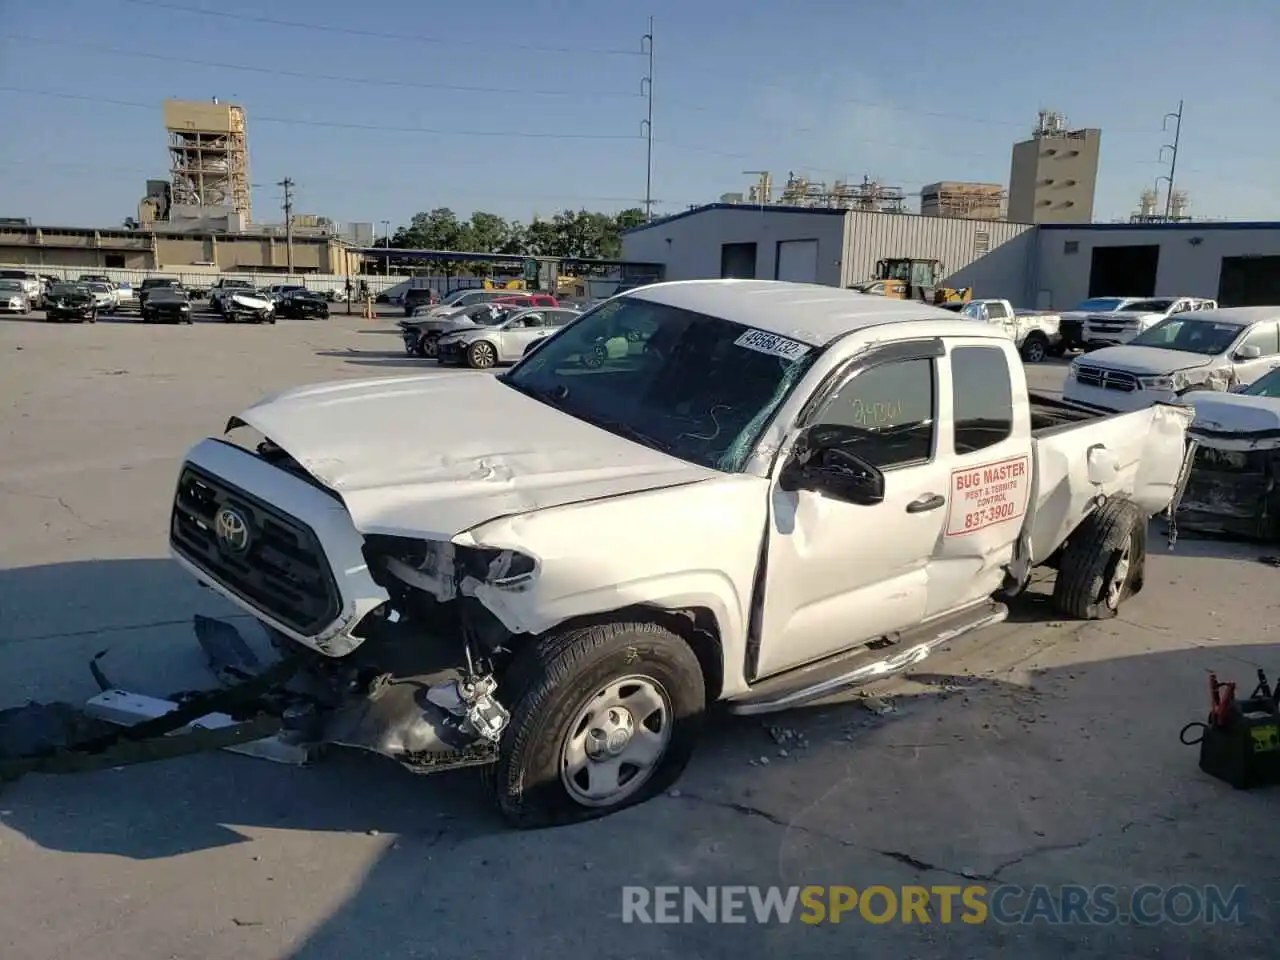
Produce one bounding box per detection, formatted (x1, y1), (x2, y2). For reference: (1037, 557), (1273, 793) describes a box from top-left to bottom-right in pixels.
(214, 505), (251, 553)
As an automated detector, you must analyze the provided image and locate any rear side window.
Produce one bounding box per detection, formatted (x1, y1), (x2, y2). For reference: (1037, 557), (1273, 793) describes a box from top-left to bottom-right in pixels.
(952, 346), (1013, 455)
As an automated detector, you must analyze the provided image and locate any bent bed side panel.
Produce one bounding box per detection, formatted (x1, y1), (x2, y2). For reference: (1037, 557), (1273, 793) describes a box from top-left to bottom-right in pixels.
(1026, 404), (1193, 562)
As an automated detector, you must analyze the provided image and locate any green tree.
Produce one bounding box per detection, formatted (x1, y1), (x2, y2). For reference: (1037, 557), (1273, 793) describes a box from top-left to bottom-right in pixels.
(390, 206), (643, 264)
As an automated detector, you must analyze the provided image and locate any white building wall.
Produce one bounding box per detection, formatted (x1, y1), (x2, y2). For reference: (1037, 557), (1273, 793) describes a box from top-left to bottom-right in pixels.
(621, 207), (848, 286)
(1032, 224), (1280, 309)
(841, 211), (1034, 300)
(621, 205), (1034, 302)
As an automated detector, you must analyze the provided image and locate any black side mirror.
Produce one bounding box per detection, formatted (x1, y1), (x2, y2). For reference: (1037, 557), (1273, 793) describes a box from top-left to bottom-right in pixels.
(779, 427), (886, 505)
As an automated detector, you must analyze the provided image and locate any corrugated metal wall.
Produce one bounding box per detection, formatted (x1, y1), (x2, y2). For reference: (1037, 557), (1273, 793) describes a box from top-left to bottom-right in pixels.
(841, 212), (1033, 286)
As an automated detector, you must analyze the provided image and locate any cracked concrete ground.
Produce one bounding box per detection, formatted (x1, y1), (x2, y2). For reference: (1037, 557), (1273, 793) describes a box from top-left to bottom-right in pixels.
(1, 313), (1277, 959)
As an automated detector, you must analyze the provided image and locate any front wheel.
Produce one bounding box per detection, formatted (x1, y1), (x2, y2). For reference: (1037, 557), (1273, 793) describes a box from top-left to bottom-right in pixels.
(1052, 497), (1146, 619)
(467, 340), (497, 369)
(487, 621), (706, 828)
(87, 311), (97, 324)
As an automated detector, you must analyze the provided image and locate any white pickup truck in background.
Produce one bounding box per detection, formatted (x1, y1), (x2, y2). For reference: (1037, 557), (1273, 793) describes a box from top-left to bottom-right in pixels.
(1082, 296), (1217, 348)
(167, 280), (1194, 827)
(942, 298), (1061, 362)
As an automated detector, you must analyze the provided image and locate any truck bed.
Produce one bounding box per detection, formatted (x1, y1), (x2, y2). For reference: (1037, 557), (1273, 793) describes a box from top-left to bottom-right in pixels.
(1029, 391), (1107, 434)
(1024, 397), (1193, 563)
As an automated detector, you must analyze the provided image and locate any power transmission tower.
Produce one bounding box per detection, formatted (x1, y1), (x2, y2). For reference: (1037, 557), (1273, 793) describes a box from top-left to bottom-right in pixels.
(278, 177), (295, 273)
(1158, 101), (1183, 219)
(640, 17), (654, 222)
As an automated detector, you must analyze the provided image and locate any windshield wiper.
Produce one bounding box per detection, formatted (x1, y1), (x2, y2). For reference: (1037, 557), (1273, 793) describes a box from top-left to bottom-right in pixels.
(589, 417), (673, 452)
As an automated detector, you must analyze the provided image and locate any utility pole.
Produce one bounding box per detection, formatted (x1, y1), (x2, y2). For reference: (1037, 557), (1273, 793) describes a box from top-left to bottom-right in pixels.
(278, 177), (295, 274)
(640, 16), (654, 222)
(380, 219), (391, 276)
(1160, 100), (1183, 220)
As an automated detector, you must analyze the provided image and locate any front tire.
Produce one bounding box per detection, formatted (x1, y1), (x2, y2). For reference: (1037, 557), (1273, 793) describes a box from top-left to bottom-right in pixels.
(467, 340), (497, 369)
(488, 621), (706, 829)
(1052, 497), (1146, 619)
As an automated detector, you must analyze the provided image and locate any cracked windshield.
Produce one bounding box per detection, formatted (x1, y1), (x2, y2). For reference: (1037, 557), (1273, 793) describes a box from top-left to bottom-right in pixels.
(0, 0), (1274, 958)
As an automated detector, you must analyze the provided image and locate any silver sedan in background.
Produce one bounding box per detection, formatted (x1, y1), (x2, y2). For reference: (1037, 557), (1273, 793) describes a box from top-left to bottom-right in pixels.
(436, 306), (581, 368)
(0, 279), (30, 314)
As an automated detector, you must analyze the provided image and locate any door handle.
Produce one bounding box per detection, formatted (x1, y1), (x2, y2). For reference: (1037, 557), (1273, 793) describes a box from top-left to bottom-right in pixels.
(906, 493), (945, 514)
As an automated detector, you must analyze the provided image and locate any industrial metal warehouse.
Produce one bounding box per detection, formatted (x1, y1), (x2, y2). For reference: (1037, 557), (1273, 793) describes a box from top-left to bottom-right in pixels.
(621, 204), (1280, 308)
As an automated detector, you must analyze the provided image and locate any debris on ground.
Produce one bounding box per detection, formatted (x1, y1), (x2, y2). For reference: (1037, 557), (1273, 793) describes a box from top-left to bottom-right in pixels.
(860, 696), (896, 716)
(765, 724), (809, 750)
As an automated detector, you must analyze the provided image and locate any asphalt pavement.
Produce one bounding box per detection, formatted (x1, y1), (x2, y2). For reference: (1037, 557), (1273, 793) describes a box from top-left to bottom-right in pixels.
(0, 312), (1275, 960)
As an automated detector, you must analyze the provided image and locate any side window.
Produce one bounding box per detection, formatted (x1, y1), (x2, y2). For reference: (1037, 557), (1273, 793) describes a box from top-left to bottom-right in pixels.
(1238, 323), (1279, 357)
(517, 313), (545, 328)
(549, 310), (575, 327)
(986, 302), (1009, 320)
(811, 358), (935, 470)
(952, 346), (1013, 455)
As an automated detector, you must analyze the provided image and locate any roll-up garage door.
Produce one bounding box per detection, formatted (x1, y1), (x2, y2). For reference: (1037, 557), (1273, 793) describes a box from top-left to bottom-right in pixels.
(775, 239), (819, 283)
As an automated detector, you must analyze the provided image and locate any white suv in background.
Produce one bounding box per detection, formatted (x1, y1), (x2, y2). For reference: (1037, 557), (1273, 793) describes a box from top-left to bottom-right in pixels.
(1082, 296), (1216, 348)
(1063, 306), (1280, 413)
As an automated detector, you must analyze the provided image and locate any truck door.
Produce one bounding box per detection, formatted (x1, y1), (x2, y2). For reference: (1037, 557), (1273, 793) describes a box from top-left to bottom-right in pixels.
(755, 340), (952, 678)
(924, 338), (1033, 618)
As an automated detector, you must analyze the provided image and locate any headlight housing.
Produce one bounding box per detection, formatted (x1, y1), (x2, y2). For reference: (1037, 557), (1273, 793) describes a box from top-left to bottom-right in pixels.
(1138, 375), (1175, 391)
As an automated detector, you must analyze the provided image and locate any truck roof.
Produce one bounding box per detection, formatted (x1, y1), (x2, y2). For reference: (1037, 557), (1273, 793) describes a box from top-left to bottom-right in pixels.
(1193, 306), (1280, 327)
(628, 279), (976, 347)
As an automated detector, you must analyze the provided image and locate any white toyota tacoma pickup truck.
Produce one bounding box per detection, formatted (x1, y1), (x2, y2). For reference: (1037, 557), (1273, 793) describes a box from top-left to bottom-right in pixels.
(168, 280), (1194, 827)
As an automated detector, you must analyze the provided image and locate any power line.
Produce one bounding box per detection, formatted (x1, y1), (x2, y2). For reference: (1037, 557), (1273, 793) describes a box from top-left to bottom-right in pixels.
(660, 93), (1165, 137)
(0, 158), (686, 206)
(0, 87), (643, 140)
(115, 0), (645, 57)
(1, 35), (644, 101)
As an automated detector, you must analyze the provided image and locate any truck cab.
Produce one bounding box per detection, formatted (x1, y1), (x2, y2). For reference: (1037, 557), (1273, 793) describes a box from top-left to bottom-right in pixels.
(169, 280), (1193, 827)
(1082, 296), (1217, 348)
(947, 298), (1061, 362)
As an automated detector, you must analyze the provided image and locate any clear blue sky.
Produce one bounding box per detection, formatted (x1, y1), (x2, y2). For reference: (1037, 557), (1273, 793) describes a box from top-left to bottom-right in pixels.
(1, 0), (1276, 230)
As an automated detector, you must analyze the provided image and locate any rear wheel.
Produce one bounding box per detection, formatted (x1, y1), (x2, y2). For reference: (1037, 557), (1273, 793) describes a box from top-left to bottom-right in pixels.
(1021, 332), (1049, 363)
(486, 620), (706, 828)
(1052, 497), (1146, 619)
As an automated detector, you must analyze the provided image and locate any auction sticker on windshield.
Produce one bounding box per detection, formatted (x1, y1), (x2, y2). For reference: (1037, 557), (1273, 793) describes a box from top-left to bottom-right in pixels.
(945, 455), (1031, 537)
(734, 328), (812, 361)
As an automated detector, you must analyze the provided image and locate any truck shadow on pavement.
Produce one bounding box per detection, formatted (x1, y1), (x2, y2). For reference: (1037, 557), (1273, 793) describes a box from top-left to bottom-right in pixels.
(0, 557), (1277, 959)
(313, 348), (440, 371)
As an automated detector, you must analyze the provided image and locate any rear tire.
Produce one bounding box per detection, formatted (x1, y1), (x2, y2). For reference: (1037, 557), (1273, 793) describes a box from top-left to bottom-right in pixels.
(1021, 333), (1049, 363)
(1052, 497), (1146, 619)
(486, 620), (706, 829)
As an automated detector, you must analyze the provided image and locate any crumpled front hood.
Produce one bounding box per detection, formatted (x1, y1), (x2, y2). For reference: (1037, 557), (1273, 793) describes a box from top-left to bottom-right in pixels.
(1079, 346), (1212, 376)
(230, 293), (271, 309)
(404, 313), (477, 333)
(232, 373), (717, 539)
(1188, 392), (1280, 436)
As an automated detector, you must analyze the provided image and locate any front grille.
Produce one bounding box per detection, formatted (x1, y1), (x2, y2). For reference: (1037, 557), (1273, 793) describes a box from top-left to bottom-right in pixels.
(1075, 365), (1138, 392)
(170, 465), (341, 635)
